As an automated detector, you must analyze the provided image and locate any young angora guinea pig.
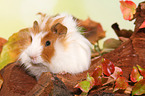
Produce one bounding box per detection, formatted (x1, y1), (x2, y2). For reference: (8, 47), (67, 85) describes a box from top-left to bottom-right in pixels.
(18, 13), (92, 79)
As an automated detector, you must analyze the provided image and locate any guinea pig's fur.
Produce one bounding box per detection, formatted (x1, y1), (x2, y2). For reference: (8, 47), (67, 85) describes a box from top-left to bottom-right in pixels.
(18, 13), (91, 79)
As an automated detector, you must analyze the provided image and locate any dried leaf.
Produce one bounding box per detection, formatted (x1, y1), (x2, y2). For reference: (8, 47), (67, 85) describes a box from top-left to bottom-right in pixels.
(0, 29), (31, 69)
(139, 20), (145, 29)
(103, 38), (122, 52)
(77, 18), (105, 44)
(111, 67), (123, 80)
(130, 66), (143, 82)
(113, 76), (128, 92)
(132, 79), (145, 95)
(137, 65), (145, 78)
(120, 0), (136, 20)
(101, 58), (115, 76)
(0, 37), (7, 54)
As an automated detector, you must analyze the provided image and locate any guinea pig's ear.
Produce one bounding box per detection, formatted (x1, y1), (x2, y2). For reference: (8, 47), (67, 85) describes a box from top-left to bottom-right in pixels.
(51, 23), (67, 37)
(33, 21), (39, 34)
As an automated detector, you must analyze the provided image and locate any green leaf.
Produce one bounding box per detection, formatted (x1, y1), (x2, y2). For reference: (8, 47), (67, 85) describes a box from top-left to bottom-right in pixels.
(80, 92), (88, 96)
(74, 73), (95, 93)
(137, 65), (145, 78)
(132, 79), (145, 95)
(87, 73), (95, 87)
(75, 81), (91, 93)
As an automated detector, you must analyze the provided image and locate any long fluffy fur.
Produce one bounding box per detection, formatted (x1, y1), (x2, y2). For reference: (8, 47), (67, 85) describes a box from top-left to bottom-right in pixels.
(19, 13), (91, 79)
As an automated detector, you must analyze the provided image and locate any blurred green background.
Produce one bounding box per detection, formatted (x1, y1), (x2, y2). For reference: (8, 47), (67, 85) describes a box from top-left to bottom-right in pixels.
(0, 0), (144, 45)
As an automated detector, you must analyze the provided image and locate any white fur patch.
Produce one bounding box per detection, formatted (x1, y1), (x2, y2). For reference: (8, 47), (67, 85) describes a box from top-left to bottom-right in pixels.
(45, 14), (92, 74)
(18, 32), (49, 78)
(39, 16), (51, 30)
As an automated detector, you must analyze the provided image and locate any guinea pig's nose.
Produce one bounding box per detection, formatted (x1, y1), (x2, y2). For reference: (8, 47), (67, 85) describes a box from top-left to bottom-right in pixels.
(30, 56), (37, 60)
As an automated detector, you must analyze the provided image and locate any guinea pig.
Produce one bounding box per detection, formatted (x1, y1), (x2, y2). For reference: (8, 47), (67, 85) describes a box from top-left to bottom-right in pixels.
(18, 13), (92, 79)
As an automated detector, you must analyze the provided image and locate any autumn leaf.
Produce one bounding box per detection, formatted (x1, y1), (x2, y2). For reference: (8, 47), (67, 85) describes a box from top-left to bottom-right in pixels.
(77, 18), (105, 44)
(75, 81), (91, 93)
(139, 21), (145, 29)
(0, 28), (31, 69)
(92, 66), (103, 85)
(101, 58), (115, 76)
(75, 73), (95, 93)
(120, 0), (136, 20)
(103, 38), (122, 53)
(111, 67), (123, 80)
(113, 76), (128, 92)
(0, 74), (3, 89)
(86, 73), (95, 88)
(132, 79), (145, 95)
(137, 65), (145, 78)
(130, 66), (143, 82)
(0, 37), (7, 54)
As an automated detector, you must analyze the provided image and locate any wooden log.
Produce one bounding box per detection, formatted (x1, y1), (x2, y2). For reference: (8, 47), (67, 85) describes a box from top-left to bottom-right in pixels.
(0, 32), (144, 95)
(0, 62), (37, 96)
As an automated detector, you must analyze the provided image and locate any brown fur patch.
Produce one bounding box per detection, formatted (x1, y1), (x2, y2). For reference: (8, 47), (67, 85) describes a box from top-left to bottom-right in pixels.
(41, 23), (68, 63)
(39, 15), (68, 63)
(43, 17), (53, 32)
(32, 21), (39, 34)
(41, 32), (58, 63)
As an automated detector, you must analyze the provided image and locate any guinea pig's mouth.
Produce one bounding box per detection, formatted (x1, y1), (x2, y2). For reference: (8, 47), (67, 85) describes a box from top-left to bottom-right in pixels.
(31, 62), (43, 66)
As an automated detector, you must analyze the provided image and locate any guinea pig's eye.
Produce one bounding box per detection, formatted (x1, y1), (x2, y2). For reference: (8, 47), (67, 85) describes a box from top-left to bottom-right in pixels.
(30, 36), (32, 42)
(45, 41), (51, 47)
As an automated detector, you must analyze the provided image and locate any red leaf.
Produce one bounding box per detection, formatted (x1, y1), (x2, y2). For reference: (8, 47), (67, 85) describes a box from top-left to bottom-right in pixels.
(132, 79), (145, 95)
(111, 67), (123, 80)
(130, 66), (143, 82)
(101, 58), (115, 76)
(101, 77), (109, 85)
(113, 76), (128, 92)
(139, 20), (145, 29)
(0, 74), (3, 89)
(137, 65), (145, 78)
(120, 0), (136, 20)
(92, 66), (103, 85)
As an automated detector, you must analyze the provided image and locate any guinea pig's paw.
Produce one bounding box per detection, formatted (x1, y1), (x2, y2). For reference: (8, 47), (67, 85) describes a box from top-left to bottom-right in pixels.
(58, 71), (68, 75)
